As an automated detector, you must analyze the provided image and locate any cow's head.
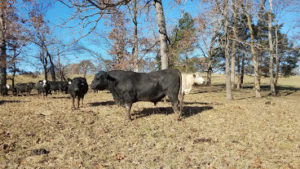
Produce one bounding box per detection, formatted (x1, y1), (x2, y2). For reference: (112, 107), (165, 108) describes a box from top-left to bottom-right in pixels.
(42, 80), (47, 87)
(91, 71), (109, 90)
(193, 72), (204, 85)
(67, 78), (72, 85)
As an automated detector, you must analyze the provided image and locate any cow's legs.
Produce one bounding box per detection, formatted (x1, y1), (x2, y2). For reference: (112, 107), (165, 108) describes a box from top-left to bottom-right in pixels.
(126, 103), (133, 121)
(72, 97), (75, 109)
(77, 97), (80, 108)
(81, 96), (84, 107)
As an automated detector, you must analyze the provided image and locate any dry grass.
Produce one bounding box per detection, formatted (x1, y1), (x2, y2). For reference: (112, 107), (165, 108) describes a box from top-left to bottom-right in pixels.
(1, 74), (300, 168)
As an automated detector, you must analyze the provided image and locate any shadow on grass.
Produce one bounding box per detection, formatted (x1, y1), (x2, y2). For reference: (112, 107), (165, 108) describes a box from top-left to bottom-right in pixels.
(88, 101), (115, 106)
(51, 96), (71, 99)
(183, 101), (223, 105)
(0, 100), (22, 105)
(242, 85), (300, 91)
(193, 84), (300, 97)
(134, 106), (213, 119)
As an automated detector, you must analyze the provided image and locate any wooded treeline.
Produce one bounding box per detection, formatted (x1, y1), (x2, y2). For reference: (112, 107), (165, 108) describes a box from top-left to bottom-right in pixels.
(0, 0), (299, 97)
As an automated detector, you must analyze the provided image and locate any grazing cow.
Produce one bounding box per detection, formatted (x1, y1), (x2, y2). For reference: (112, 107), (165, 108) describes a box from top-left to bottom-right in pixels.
(68, 77), (88, 109)
(15, 82), (35, 96)
(36, 80), (50, 96)
(181, 72), (204, 95)
(0, 84), (9, 96)
(49, 81), (68, 94)
(91, 69), (182, 120)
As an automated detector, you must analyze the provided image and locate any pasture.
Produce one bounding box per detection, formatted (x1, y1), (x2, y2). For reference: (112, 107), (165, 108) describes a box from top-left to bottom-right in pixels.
(1, 75), (300, 168)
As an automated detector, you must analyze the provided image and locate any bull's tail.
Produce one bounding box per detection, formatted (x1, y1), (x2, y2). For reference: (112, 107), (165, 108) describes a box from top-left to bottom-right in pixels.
(178, 70), (184, 115)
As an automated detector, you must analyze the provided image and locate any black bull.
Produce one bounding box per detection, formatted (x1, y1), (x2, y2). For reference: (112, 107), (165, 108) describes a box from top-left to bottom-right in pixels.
(91, 69), (183, 120)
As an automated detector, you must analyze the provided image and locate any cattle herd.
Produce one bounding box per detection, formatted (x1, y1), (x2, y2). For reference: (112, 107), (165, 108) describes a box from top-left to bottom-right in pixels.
(0, 69), (205, 120)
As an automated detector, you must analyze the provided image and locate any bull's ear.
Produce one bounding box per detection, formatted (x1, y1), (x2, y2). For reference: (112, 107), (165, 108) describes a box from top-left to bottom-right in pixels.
(106, 73), (116, 81)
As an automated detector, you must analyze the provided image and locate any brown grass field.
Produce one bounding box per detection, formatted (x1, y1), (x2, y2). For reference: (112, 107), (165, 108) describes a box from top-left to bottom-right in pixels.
(1, 74), (300, 168)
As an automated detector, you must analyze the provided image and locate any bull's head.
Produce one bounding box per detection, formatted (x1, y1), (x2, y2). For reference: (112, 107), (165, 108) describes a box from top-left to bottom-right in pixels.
(91, 71), (109, 91)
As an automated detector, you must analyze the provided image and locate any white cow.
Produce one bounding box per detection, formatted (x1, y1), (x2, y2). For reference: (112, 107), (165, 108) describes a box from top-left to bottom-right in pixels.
(179, 72), (204, 112)
(181, 72), (204, 95)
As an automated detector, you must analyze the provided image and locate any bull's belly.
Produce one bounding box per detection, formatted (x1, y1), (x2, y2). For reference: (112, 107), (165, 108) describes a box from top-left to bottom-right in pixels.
(137, 93), (165, 103)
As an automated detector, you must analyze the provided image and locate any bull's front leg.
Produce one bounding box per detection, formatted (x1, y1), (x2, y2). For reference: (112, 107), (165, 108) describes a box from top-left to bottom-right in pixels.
(125, 103), (133, 121)
(168, 94), (182, 120)
(173, 102), (183, 121)
(77, 97), (80, 109)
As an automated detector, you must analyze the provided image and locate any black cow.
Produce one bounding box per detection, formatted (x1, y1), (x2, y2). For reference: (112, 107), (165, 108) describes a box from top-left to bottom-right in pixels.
(49, 81), (68, 94)
(91, 69), (183, 120)
(0, 84), (9, 96)
(36, 80), (50, 96)
(68, 77), (88, 109)
(15, 82), (35, 96)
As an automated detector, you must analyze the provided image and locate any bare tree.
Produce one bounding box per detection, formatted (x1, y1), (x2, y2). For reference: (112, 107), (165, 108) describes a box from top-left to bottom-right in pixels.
(230, 0), (238, 89)
(153, 0), (169, 69)
(59, 0), (170, 70)
(28, 2), (57, 81)
(78, 60), (95, 77)
(243, 0), (261, 97)
(0, 0), (9, 93)
(223, 0), (232, 100)
(196, 2), (222, 85)
(128, 0), (139, 71)
(268, 0), (276, 95)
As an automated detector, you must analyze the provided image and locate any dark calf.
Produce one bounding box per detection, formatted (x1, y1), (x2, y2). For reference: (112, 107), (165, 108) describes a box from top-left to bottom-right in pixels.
(36, 80), (50, 96)
(68, 77), (88, 109)
(49, 81), (68, 94)
(0, 84), (9, 96)
(15, 82), (35, 96)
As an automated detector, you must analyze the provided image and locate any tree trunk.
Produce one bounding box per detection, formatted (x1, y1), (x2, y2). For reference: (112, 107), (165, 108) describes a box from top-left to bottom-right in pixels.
(244, 0), (261, 97)
(231, 0), (238, 89)
(40, 50), (48, 81)
(241, 53), (245, 85)
(47, 50), (56, 81)
(237, 53), (241, 90)
(268, 0), (276, 95)
(132, 0), (139, 72)
(257, 0), (265, 87)
(206, 30), (217, 86)
(224, 0), (232, 100)
(206, 62), (212, 86)
(0, 0), (7, 94)
(274, 26), (279, 86)
(154, 0), (169, 70)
